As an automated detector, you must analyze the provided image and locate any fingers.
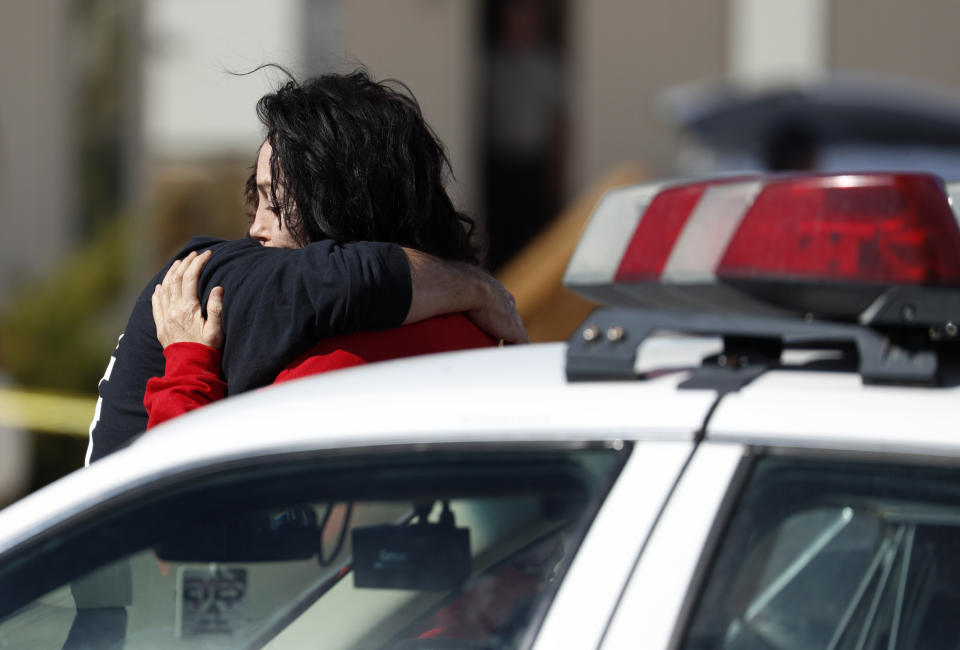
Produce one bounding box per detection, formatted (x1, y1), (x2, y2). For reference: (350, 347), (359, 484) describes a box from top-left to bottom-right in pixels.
(152, 281), (176, 349)
(506, 311), (529, 344)
(157, 249), (211, 303)
(501, 309), (529, 344)
(180, 250), (212, 300)
(503, 289), (529, 344)
(206, 286), (224, 322)
(151, 283), (164, 333)
(151, 249), (219, 349)
(485, 277), (528, 344)
(161, 255), (187, 300)
(205, 286), (225, 349)
(464, 273), (529, 344)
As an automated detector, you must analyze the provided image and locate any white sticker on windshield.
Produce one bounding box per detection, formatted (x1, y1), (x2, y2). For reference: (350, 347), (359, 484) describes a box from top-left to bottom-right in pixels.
(175, 566), (248, 640)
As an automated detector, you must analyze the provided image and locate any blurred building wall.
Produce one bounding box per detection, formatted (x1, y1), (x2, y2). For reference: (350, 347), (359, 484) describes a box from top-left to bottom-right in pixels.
(8, 0), (960, 307)
(141, 0), (481, 256)
(0, 2), (71, 306)
(143, 0), (306, 160)
(340, 0), (481, 215)
(568, 1), (727, 191)
(140, 0), (309, 269)
(832, 0), (960, 90)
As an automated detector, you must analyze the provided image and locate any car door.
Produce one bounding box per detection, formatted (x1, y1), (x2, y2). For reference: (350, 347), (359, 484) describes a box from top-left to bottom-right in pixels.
(602, 369), (960, 650)
(0, 443), (636, 649)
(598, 442), (747, 649)
(678, 450), (960, 650)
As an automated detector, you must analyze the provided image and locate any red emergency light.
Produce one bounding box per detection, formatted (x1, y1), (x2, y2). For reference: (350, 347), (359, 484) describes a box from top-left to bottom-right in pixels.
(564, 172), (960, 329)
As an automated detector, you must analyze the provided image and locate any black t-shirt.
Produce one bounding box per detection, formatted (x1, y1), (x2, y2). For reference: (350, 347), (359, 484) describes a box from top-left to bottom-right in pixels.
(86, 236), (411, 463)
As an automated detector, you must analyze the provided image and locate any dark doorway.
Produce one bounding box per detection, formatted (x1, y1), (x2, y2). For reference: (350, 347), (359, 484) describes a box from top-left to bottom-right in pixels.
(481, 0), (569, 271)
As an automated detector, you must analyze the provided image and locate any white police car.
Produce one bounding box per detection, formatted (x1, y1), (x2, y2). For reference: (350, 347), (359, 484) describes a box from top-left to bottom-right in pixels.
(3, 172), (960, 650)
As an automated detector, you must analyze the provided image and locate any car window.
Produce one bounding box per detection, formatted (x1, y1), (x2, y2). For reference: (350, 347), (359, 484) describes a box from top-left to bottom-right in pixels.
(683, 455), (960, 650)
(0, 446), (625, 650)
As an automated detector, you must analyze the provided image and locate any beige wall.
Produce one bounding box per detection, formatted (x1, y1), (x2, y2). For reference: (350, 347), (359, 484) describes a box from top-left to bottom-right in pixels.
(832, 0), (960, 91)
(0, 1), (70, 303)
(342, 0), (728, 217)
(342, 0), (481, 215)
(569, 0), (727, 190)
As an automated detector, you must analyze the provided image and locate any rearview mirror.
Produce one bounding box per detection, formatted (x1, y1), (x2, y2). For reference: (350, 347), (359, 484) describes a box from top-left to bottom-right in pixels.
(155, 506), (319, 562)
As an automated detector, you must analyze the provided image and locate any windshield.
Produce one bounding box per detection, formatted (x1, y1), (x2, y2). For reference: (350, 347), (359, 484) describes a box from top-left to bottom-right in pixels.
(684, 456), (960, 650)
(0, 446), (625, 649)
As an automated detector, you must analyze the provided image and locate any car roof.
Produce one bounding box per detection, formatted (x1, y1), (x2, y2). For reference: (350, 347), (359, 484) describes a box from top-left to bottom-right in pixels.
(139, 342), (719, 452)
(708, 367), (960, 455)
(0, 342), (718, 554)
(8, 329), (959, 555)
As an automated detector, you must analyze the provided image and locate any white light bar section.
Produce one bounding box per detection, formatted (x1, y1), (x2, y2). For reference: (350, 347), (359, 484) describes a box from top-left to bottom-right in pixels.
(564, 182), (667, 286)
(662, 180), (762, 283)
(947, 181), (960, 227)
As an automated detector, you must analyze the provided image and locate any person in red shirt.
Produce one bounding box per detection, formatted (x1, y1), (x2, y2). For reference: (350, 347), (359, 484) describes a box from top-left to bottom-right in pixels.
(143, 70), (504, 427)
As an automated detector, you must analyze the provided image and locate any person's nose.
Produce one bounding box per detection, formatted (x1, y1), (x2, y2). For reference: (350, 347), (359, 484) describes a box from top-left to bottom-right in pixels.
(248, 208), (272, 245)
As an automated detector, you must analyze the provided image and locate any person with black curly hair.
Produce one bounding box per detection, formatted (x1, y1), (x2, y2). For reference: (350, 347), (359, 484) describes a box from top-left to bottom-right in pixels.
(88, 70), (526, 459)
(251, 70), (480, 260)
(142, 70), (516, 427)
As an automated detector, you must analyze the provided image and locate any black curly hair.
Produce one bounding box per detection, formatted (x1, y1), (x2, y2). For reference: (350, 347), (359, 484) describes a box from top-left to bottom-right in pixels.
(245, 69), (480, 264)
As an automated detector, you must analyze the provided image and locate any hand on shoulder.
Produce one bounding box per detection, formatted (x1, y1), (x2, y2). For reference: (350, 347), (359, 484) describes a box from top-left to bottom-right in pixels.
(151, 250), (225, 350)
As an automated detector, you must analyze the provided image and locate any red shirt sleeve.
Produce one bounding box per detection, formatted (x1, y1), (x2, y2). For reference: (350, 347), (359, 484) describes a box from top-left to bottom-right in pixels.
(274, 314), (496, 384)
(144, 342), (226, 429)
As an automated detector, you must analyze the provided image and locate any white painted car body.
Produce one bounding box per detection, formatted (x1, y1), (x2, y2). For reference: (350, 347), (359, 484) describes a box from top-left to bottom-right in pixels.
(2, 333), (959, 649)
(7, 169), (960, 648)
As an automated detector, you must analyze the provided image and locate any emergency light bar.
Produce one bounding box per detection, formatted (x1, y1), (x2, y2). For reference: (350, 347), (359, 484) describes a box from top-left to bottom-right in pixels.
(565, 172), (960, 332)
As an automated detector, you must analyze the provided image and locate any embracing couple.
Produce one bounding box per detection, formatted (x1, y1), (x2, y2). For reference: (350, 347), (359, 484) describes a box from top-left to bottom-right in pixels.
(86, 68), (527, 463)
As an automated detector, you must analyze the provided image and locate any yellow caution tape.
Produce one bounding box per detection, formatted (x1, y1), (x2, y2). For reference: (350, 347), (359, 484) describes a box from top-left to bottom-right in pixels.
(0, 388), (96, 437)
